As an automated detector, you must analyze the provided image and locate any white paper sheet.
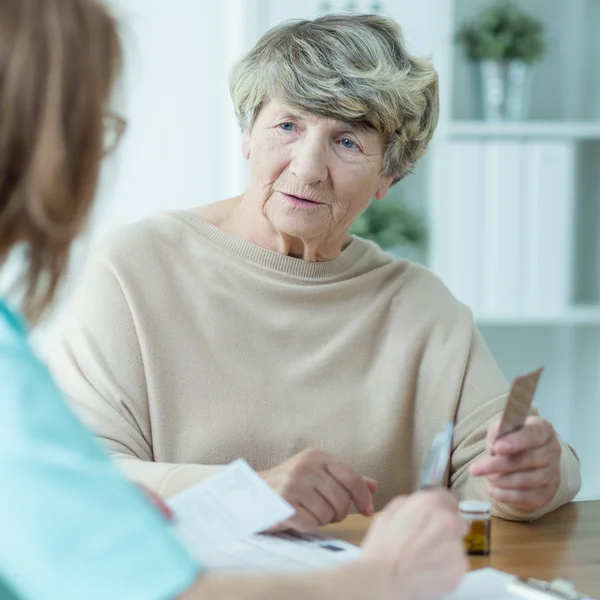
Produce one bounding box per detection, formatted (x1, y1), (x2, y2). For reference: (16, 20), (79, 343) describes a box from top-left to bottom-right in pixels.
(444, 568), (520, 600)
(447, 568), (598, 600)
(167, 459), (295, 562)
(204, 530), (363, 573)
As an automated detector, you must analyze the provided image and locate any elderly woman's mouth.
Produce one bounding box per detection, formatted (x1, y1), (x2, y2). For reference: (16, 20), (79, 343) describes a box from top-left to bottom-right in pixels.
(281, 192), (325, 211)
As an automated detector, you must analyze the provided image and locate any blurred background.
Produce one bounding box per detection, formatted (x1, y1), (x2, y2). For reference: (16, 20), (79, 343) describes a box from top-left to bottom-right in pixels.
(37, 0), (600, 499)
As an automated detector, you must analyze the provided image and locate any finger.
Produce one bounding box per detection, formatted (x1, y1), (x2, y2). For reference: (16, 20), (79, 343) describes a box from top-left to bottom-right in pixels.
(485, 420), (502, 450)
(420, 493), (465, 538)
(326, 462), (374, 516)
(286, 505), (320, 533)
(389, 490), (460, 534)
(435, 539), (470, 591)
(376, 494), (408, 522)
(313, 473), (352, 523)
(417, 488), (460, 512)
(470, 445), (551, 477)
(486, 465), (558, 490)
(296, 488), (336, 527)
(493, 417), (554, 455)
(363, 476), (378, 495)
(489, 485), (555, 511)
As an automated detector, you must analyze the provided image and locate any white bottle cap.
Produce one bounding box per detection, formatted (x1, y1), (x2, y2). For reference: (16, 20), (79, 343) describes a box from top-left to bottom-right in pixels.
(459, 500), (492, 516)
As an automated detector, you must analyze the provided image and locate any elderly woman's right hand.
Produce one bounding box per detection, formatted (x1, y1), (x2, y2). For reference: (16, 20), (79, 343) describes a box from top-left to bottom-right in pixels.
(361, 489), (468, 600)
(260, 448), (377, 532)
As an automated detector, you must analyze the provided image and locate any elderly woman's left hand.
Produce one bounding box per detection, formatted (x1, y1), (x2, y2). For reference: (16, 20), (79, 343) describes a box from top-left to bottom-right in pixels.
(469, 416), (561, 512)
(260, 448), (377, 533)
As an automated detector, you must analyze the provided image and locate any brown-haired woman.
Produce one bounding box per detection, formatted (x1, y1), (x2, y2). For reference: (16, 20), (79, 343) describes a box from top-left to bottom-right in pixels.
(0, 1), (467, 599)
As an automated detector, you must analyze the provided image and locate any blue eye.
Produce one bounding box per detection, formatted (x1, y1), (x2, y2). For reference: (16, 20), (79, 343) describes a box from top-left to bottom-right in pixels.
(280, 122), (296, 131)
(339, 137), (357, 149)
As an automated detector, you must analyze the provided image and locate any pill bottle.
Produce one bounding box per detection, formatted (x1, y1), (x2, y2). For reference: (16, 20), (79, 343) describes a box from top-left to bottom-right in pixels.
(459, 500), (491, 556)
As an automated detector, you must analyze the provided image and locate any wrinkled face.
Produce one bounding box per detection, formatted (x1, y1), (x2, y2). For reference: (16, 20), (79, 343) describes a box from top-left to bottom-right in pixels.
(243, 99), (393, 242)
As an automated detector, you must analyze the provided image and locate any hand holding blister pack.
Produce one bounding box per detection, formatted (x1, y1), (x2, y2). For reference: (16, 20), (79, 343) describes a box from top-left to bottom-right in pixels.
(495, 367), (544, 444)
(459, 367), (544, 555)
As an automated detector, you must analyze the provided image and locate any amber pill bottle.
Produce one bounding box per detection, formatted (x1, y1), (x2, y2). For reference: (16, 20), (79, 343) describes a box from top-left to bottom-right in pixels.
(459, 500), (491, 556)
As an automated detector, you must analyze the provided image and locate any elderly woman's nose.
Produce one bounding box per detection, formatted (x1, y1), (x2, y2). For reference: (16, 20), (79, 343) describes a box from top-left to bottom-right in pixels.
(290, 140), (328, 184)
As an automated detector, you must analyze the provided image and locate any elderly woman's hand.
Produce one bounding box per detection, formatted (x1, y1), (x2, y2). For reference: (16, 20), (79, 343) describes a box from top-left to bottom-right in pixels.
(260, 448), (377, 532)
(361, 489), (467, 600)
(470, 416), (562, 512)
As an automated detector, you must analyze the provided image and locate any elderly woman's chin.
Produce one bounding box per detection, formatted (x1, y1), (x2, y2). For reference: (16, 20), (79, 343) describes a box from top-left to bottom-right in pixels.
(267, 196), (333, 240)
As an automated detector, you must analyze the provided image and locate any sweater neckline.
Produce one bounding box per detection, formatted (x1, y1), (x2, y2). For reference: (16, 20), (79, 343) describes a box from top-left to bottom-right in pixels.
(173, 210), (374, 281)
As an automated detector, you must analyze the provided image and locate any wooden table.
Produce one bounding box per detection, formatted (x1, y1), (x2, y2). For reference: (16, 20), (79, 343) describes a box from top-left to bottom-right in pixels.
(322, 500), (600, 598)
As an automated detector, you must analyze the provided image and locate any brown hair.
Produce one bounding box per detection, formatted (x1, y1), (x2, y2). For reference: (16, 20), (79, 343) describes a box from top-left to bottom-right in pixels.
(0, 0), (122, 323)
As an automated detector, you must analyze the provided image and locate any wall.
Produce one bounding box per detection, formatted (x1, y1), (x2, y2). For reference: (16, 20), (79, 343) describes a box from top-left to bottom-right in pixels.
(101, 0), (249, 231)
(34, 0), (252, 348)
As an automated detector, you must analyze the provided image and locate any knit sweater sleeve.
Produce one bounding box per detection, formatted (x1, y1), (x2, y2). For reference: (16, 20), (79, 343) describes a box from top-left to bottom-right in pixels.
(449, 325), (581, 521)
(48, 249), (220, 498)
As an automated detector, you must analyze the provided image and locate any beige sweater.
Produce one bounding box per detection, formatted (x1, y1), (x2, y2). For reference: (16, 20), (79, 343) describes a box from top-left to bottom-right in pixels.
(49, 211), (581, 520)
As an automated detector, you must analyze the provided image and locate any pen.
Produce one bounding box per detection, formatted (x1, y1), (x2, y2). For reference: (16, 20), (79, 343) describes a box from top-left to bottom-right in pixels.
(419, 421), (454, 489)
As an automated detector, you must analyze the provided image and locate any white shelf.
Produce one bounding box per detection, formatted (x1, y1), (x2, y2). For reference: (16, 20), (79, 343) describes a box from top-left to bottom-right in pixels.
(447, 121), (600, 140)
(475, 307), (600, 327)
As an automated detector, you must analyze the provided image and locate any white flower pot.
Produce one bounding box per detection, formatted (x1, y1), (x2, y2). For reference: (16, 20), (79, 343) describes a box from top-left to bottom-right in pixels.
(474, 60), (534, 121)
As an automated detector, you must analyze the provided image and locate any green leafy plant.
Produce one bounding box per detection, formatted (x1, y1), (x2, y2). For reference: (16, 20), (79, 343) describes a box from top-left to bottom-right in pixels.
(455, 1), (545, 63)
(350, 200), (427, 252)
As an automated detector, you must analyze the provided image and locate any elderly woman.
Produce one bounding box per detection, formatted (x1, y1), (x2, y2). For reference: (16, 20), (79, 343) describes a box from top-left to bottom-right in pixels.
(50, 13), (580, 532)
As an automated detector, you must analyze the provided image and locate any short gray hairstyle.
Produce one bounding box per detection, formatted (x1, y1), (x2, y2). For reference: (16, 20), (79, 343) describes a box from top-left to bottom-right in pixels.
(230, 14), (439, 184)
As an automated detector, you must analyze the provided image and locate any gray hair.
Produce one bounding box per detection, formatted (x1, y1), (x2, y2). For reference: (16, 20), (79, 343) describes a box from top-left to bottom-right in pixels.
(230, 14), (439, 184)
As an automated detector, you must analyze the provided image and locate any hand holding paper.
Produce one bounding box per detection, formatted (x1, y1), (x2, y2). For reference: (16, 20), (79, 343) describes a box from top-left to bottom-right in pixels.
(168, 459), (295, 563)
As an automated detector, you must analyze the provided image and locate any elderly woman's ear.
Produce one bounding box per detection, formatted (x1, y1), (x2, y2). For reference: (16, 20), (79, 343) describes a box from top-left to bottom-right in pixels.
(375, 177), (394, 201)
(242, 132), (251, 159)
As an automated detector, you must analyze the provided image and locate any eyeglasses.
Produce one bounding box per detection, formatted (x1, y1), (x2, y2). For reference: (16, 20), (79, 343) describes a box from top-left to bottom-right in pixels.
(103, 112), (126, 156)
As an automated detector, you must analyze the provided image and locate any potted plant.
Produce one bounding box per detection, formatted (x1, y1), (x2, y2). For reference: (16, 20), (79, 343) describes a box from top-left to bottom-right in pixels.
(455, 1), (545, 121)
(350, 199), (427, 263)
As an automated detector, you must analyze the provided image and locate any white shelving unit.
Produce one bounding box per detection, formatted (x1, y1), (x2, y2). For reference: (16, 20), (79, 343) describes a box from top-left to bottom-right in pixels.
(476, 307), (600, 328)
(429, 0), (600, 500)
(255, 0), (600, 500)
(448, 121), (600, 140)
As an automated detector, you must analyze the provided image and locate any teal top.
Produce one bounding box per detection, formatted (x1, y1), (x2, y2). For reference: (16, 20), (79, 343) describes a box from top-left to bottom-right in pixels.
(0, 299), (199, 600)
